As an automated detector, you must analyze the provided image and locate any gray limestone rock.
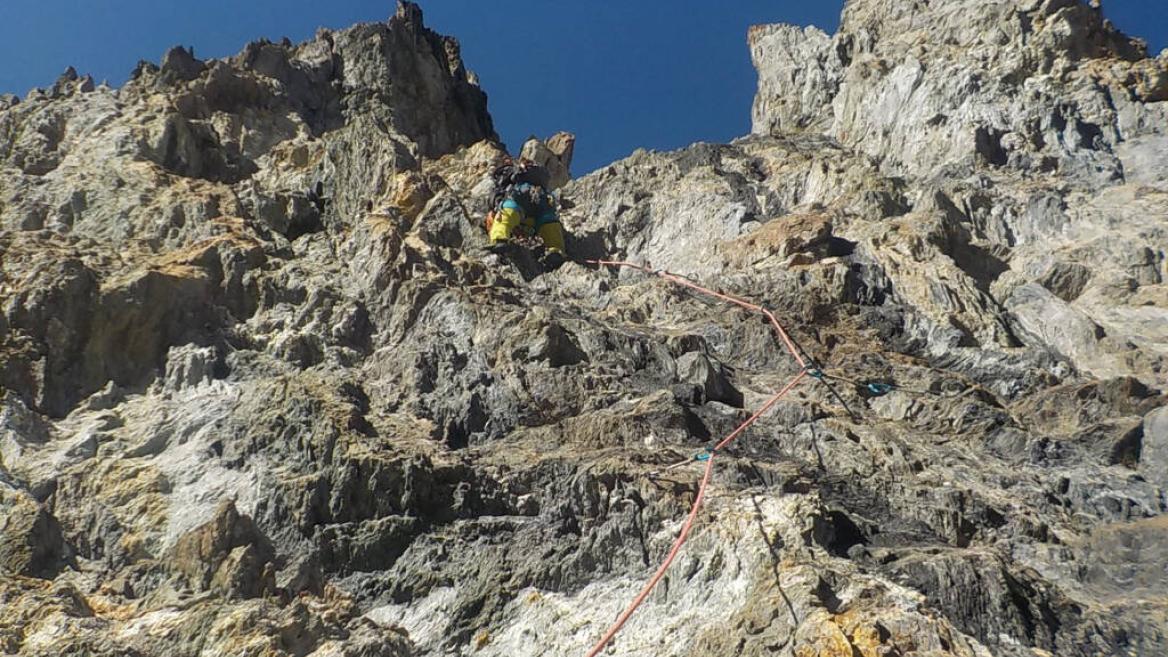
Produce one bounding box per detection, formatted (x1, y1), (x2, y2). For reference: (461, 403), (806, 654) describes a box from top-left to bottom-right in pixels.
(0, 486), (68, 577)
(0, 0), (1165, 656)
(1143, 406), (1168, 489)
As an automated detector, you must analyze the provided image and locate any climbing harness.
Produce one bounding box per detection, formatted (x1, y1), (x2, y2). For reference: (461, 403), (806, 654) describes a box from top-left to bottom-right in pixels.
(582, 259), (809, 657)
(487, 159), (552, 217)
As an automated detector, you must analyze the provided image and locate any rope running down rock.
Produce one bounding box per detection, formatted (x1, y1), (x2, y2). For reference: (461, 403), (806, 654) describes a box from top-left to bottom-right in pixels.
(583, 259), (810, 657)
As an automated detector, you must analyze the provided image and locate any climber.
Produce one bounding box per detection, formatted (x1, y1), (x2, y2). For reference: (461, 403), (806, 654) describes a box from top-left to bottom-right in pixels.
(486, 158), (566, 263)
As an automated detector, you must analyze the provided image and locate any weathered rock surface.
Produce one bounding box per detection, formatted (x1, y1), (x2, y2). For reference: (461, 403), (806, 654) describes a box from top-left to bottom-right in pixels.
(0, 1), (1165, 656)
(520, 131), (576, 190)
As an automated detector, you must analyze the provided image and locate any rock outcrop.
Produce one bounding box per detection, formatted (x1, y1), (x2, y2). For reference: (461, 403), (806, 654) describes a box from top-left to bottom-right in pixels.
(520, 131), (576, 190)
(0, 1), (1165, 656)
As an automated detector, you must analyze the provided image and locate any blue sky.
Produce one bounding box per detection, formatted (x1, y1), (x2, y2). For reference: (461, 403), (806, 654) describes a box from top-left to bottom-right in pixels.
(1, 1), (1165, 174)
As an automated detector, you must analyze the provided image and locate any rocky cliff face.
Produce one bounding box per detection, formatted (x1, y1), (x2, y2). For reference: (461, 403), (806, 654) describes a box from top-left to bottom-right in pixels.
(1, 1), (1165, 656)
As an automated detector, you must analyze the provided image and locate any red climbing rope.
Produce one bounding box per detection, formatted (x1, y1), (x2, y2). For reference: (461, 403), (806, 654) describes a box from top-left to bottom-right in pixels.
(586, 260), (807, 369)
(582, 259), (810, 657)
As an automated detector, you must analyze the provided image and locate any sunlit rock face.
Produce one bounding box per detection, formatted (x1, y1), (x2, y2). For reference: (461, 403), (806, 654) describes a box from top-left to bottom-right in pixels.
(1, 1), (1165, 656)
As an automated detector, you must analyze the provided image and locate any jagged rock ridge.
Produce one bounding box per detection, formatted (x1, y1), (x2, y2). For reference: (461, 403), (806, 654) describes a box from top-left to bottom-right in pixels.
(1, 1), (1165, 656)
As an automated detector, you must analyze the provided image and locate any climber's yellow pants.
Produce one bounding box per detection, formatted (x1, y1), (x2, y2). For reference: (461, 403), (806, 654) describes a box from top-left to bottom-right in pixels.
(488, 206), (522, 243)
(489, 205), (565, 253)
(537, 221), (566, 253)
